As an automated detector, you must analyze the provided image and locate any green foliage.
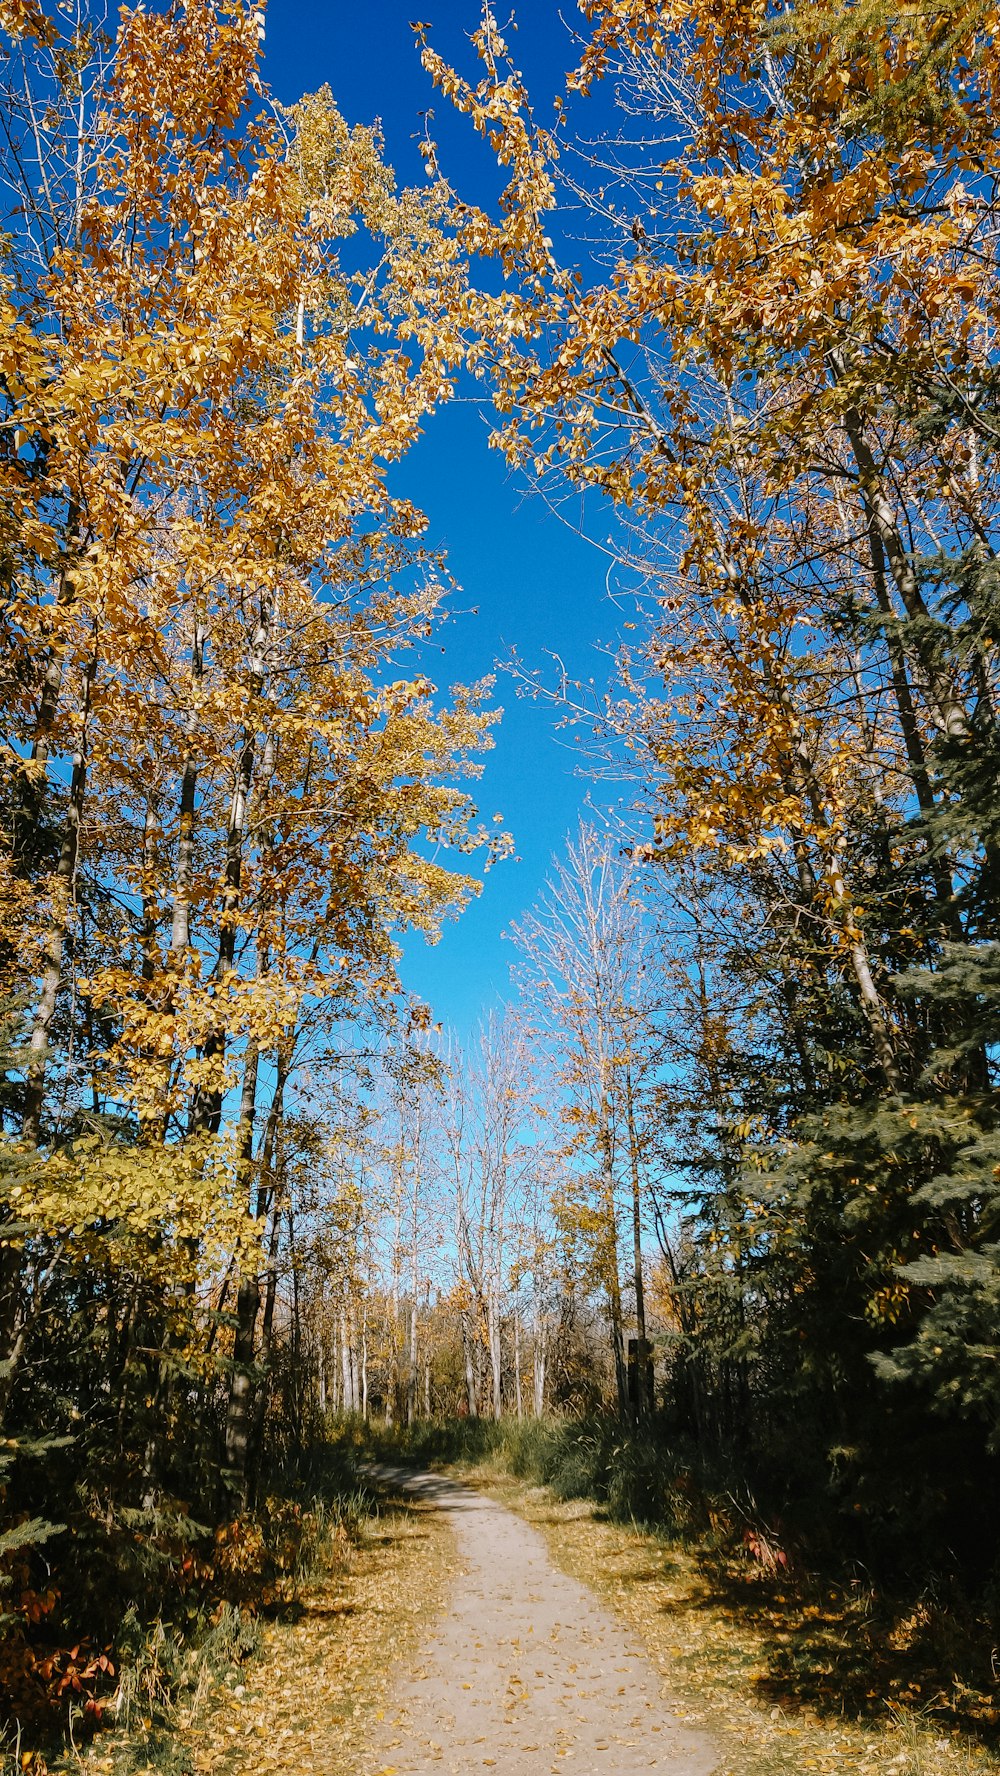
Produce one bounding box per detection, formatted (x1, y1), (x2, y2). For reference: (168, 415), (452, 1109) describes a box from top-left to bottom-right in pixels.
(0, 1391), (374, 1757)
(357, 1414), (721, 1536)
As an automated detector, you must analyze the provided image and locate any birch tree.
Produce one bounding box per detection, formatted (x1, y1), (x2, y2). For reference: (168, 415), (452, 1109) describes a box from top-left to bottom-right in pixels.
(512, 826), (663, 1416)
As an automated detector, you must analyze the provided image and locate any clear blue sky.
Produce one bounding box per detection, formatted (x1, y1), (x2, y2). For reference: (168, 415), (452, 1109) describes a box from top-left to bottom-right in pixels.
(265, 2), (629, 1036)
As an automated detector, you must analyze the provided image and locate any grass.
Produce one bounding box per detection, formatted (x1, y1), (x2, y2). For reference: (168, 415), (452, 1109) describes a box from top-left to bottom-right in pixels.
(14, 1449), (454, 1776)
(337, 1412), (1000, 1775)
(2, 1442), (380, 1774)
(52, 1416), (996, 1776)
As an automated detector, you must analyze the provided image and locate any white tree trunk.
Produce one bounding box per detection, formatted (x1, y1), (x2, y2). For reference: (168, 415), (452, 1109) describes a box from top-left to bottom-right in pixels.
(533, 1313), (547, 1417)
(488, 1292), (502, 1420)
(513, 1306), (523, 1419)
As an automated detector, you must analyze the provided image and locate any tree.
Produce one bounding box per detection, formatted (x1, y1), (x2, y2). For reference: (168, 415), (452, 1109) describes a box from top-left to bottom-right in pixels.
(442, 1014), (541, 1419)
(512, 826), (663, 1416)
(0, 0), (504, 1513)
(423, 0), (1000, 1557)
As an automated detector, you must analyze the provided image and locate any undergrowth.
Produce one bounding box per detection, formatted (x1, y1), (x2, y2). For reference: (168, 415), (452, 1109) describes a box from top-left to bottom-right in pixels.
(351, 1413), (737, 1538)
(0, 1442), (378, 1775)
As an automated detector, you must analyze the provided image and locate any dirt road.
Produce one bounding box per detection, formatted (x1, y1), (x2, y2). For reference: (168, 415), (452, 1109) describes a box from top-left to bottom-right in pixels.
(365, 1469), (719, 1776)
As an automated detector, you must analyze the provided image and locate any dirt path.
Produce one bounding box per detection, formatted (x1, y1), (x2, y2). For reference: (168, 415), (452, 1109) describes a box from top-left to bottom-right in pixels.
(365, 1469), (719, 1776)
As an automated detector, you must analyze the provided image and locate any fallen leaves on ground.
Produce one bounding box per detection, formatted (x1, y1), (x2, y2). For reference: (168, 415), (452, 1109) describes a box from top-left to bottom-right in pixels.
(185, 1499), (457, 1776)
(454, 1463), (999, 1776)
(74, 1495), (456, 1776)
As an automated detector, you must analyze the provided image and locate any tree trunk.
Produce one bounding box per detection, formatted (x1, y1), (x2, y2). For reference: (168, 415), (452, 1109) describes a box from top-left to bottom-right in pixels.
(863, 521), (965, 939)
(624, 1062), (649, 1417)
(406, 1296), (418, 1427)
(532, 1312), (547, 1417)
(488, 1290), (503, 1420)
(830, 356), (975, 744)
(247, 1194), (282, 1506)
(21, 654), (95, 1145)
(340, 1306), (357, 1413)
(598, 1093), (628, 1415)
(461, 1303), (479, 1417)
(169, 621), (206, 956)
(726, 557), (903, 1091)
(513, 1306), (523, 1419)
(191, 604), (269, 1138)
(386, 1127), (404, 1426)
(406, 1101), (421, 1426)
(10, 501), (83, 872)
(224, 1042), (288, 1494)
(223, 1042), (261, 1493)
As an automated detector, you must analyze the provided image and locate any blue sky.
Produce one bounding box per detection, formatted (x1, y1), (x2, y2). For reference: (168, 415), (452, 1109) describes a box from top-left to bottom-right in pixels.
(265, 2), (634, 1036)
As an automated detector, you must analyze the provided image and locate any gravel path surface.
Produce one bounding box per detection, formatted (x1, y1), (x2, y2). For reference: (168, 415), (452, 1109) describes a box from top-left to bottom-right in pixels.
(365, 1468), (719, 1776)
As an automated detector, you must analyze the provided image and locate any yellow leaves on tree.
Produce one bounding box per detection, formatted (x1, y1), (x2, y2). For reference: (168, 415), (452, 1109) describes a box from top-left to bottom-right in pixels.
(419, 0), (1000, 1090)
(0, 0), (505, 1405)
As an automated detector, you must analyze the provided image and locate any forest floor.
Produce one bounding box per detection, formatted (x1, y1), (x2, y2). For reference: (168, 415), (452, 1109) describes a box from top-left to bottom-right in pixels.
(182, 1492), (456, 1776)
(445, 1454), (1000, 1776)
(363, 1465), (718, 1775)
(69, 1460), (1000, 1776)
(69, 1486), (457, 1776)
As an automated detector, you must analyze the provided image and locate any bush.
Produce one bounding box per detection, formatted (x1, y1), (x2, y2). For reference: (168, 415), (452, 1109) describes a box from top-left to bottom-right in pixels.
(352, 1412), (724, 1537)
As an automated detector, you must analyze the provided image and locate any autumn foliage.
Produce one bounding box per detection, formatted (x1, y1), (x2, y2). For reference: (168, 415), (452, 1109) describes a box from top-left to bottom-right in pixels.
(0, 0), (506, 1741)
(411, 0), (1000, 1627)
(4, 0), (1000, 1759)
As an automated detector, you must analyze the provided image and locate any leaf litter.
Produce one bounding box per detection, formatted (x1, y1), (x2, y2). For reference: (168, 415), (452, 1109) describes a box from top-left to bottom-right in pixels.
(66, 1467), (997, 1776)
(189, 1498), (457, 1776)
(71, 1494), (457, 1776)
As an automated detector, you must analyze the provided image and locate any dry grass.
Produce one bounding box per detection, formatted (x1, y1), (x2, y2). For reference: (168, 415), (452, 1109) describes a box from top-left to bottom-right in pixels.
(452, 1458), (1000, 1776)
(70, 1493), (457, 1776)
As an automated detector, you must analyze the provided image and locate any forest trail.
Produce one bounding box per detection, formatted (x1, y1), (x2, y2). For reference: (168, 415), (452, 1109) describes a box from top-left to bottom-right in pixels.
(365, 1469), (719, 1776)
